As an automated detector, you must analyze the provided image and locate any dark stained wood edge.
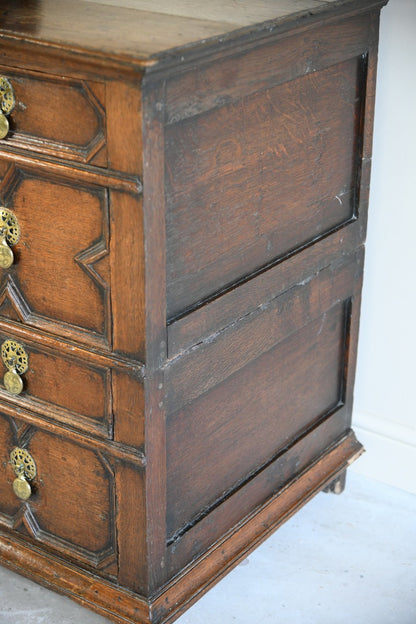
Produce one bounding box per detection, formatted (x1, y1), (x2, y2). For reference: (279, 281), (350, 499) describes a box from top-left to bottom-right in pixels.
(0, 316), (144, 374)
(0, 1), (387, 81)
(168, 223), (365, 358)
(163, 12), (374, 125)
(337, 37), (381, 422)
(356, 38), (381, 234)
(142, 78), (168, 369)
(342, 290), (363, 419)
(151, 430), (364, 623)
(0, 400), (146, 466)
(141, 80), (169, 592)
(144, 0), (388, 77)
(0, 148), (142, 194)
(0, 36), (152, 81)
(166, 249), (364, 412)
(0, 430), (363, 624)
(144, 371), (168, 593)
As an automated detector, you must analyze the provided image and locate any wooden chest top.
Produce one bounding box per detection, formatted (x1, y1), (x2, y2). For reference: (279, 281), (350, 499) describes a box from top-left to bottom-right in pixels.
(0, 0), (380, 65)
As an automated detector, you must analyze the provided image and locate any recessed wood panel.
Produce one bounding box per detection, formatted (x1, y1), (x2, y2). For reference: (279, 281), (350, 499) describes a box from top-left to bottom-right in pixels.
(0, 164), (111, 348)
(30, 432), (115, 557)
(166, 302), (347, 538)
(0, 67), (106, 166)
(13, 175), (107, 334)
(0, 330), (111, 437)
(165, 56), (366, 318)
(0, 330), (146, 442)
(0, 163), (145, 357)
(0, 414), (117, 572)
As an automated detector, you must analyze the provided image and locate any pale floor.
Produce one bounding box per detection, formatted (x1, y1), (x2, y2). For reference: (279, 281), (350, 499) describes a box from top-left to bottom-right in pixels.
(0, 472), (415, 624)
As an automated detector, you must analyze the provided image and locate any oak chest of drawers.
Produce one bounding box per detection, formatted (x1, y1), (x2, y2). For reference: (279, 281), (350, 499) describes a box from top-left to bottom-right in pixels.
(0, 1), (387, 622)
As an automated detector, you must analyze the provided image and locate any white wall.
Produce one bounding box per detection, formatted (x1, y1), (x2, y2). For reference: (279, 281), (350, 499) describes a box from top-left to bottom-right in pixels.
(352, 0), (416, 493)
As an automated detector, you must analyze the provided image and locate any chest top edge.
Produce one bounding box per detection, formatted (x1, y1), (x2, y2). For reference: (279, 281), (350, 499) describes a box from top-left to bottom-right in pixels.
(0, 0), (388, 77)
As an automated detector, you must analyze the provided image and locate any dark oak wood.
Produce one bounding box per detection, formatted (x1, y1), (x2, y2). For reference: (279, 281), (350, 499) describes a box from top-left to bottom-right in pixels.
(0, 0), (377, 64)
(0, 413), (119, 575)
(0, 327), (145, 444)
(0, 65), (106, 165)
(165, 52), (367, 317)
(0, 431), (363, 624)
(168, 304), (347, 534)
(0, 1), (387, 623)
(0, 159), (144, 355)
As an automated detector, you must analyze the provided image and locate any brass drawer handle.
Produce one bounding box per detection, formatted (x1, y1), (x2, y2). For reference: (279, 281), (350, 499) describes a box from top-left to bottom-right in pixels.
(0, 77), (15, 139)
(0, 208), (20, 269)
(1, 339), (28, 396)
(10, 447), (36, 501)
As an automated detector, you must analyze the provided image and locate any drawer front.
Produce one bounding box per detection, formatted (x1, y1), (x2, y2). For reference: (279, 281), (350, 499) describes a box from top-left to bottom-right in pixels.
(0, 67), (106, 166)
(0, 160), (144, 357)
(0, 414), (117, 576)
(0, 331), (145, 444)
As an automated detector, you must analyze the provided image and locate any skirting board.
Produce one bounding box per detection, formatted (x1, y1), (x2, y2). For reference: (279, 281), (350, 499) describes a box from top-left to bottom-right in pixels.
(351, 410), (416, 494)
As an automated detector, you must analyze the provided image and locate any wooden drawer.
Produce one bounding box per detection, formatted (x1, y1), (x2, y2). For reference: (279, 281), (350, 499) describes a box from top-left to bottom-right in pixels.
(0, 413), (118, 576)
(0, 330), (144, 444)
(0, 66), (142, 175)
(0, 66), (106, 166)
(0, 159), (144, 356)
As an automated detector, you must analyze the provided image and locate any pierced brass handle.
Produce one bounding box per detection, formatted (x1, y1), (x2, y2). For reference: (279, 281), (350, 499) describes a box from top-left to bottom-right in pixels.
(10, 447), (36, 501)
(0, 208), (20, 269)
(0, 77), (15, 140)
(1, 339), (28, 396)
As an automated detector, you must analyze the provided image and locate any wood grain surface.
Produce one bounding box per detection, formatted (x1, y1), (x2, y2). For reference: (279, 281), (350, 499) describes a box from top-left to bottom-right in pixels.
(0, 1), (386, 622)
(0, 0), (374, 63)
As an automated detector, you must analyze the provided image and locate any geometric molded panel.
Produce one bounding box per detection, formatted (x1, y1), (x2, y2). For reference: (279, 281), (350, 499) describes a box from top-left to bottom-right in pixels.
(0, 414), (117, 576)
(167, 301), (348, 541)
(1, 69), (106, 166)
(0, 164), (111, 349)
(165, 55), (368, 318)
(0, 329), (113, 438)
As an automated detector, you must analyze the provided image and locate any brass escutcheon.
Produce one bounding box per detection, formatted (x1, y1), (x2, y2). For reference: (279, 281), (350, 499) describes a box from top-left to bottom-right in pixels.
(0, 208), (20, 269)
(0, 77), (15, 140)
(10, 447), (36, 501)
(1, 339), (28, 396)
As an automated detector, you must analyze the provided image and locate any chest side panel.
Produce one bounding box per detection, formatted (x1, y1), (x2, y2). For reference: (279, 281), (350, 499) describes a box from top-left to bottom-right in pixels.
(164, 14), (373, 321)
(163, 9), (380, 582)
